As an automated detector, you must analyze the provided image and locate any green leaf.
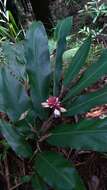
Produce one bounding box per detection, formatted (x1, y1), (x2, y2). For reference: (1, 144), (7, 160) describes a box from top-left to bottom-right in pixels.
(0, 120), (32, 158)
(47, 119), (107, 152)
(0, 25), (13, 40)
(64, 36), (91, 86)
(53, 17), (73, 96)
(31, 174), (48, 190)
(54, 16), (73, 41)
(63, 49), (107, 101)
(20, 175), (32, 183)
(0, 67), (30, 121)
(15, 119), (34, 139)
(2, 41), (26, 79)
(35, 151), (85, 190)
(63, 48), (79, 64)
(25, 21), (51, 118)
(15, 109), (37, 139)
(66, 86), (107, 115)
(8, 10), (19, 33)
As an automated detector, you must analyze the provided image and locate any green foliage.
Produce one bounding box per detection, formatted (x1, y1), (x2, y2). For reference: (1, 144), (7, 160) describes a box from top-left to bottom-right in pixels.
(25, 22), (51, 118)
(0, 0), (24, 41)
(31, 174), (48, 190)
(80, 0), (107, 24)
(0, 120), (32, 158)
(78, 0), (107, 37)
(64, 35), (91, 86)
(63, 48), (107, 101)
(47, 119), (107, 151)
(35, 151), (85, 190)
(66, 86), (107, 115)
(1, 17), (107, 189)
(54, 16), (73, 95)
(0, 67), (29, 121)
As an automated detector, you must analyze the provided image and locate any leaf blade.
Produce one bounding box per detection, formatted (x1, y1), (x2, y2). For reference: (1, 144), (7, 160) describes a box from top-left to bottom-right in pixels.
(66, 86), (107, 115)
(63, 49), (107, 101)
(25, 21), (51, 118)
(47, 119), (107, 152)
(35, 151), (85, 190)
(31, 174), (48, 190)
(0, 120), (32, 158)
(63, 35), (91, 86)
(54, 17), (73, 96)
(0, 67), (30, 121)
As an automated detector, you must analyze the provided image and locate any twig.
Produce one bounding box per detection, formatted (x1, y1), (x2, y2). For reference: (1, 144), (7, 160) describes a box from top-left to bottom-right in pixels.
(38, 133), (52, 143)
(26, 120), (40, 138)
(10, 182), (23, 190)
(4, 154), (10, 190)
(29, 148), (39, 163)
(74, 115), (79, 123)
(59, 85), (68, 100)
(22, 159), (26, 176)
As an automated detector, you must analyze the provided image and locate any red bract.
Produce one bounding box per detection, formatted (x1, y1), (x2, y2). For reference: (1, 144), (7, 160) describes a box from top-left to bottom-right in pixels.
(47, 97), (60, 108)
(41, 96), (66, 117)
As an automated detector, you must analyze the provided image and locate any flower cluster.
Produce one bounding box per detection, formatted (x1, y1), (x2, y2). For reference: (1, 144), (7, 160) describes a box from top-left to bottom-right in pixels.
(41, 96), (66, 117)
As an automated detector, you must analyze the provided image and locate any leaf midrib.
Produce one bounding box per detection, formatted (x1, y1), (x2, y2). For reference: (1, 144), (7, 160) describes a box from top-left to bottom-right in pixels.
(51, 129), (107, 136)
(67, 58), (107, 98)
(33, 34), (43, 102)
(38, 154), (73, 187)
(65, 42), (89, 84)
(69, 90), (107, 112)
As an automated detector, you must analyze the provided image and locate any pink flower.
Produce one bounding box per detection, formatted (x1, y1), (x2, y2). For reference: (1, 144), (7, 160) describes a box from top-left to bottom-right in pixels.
(41, 96), (66, 117)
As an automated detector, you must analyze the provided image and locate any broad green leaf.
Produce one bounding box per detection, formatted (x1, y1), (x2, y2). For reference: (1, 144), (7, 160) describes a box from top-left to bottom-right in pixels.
(54, 16), (73, 41)
(2, 41), (26, 79)
(0, 120), (32, 158)
(63, 49), (107, 101)
(64, 36), (91, 86)
(66, 86), (107, 115)
(35, 151), (85, 190)
(63, 48), (79, 64)
(25, 21), (51, 118)
(0, 67), (30, 121)
(31, 174), (48, 190)
(53, 17), (73, 96)
(47, 119), (107, 152)
(2, 41), (26, 64)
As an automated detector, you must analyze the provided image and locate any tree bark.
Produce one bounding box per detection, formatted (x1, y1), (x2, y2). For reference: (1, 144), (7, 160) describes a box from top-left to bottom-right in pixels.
(29, 0), (52, 32)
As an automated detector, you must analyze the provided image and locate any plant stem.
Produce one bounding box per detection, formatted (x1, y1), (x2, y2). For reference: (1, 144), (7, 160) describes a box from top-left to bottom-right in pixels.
(40, 114), (54, 134)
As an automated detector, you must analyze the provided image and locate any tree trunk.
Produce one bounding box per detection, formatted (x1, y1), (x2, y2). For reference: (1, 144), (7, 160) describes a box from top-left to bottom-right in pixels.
(29, 0), (52, 32)
(15, 0), (34, 28)
(5, 0), (34, 29)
